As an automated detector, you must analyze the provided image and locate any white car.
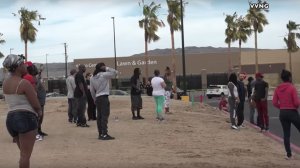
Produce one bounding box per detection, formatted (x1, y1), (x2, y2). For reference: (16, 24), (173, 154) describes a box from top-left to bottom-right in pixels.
(206, 85), (229, 99)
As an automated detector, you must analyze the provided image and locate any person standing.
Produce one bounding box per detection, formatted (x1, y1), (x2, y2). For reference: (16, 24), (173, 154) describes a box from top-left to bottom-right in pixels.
(74, 64), (89, 127)
(272, 69), (300, 160)
(253, 72), (269, 132)
(130, 68), (144, 120)
(151, 69), (166, 121)
(90, 62), (118, 140)
(163, 66), (172, 114)
(36, 66), (48, 136)
(247, 76), (256, 125)
(2, 54), (42, 168)
(236, 73), (247, 128)
(86, 72), (96, 121)
(66, 69), (77, 123)
(227, 73), (239, 130)
(23, 62), (44, 141)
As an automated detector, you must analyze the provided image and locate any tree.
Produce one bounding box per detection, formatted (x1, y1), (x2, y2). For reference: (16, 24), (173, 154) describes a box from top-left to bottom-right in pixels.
(0, 33), (5, 58)
(18, 7), (40, 61)
(246, 0), (269, 73)
(284, 20), (300, 73)
(235, 16), (251, 71)
(224, 12), (237, 73)
(166, 0), (182, 98)
(139, 1), (164, 80)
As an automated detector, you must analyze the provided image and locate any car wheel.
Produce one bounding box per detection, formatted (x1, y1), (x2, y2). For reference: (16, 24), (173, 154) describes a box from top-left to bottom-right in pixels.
(221, 93), (224, 96)
(207, 96), (212, 99)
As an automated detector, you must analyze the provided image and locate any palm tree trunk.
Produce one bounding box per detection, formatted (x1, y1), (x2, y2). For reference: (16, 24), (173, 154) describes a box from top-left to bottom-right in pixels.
(228, 42), (231, 74)
(255, 31), (258, 73)
(25, 41), (28, 61)
(171, 31), (177, 99)
(289, 52), (292, 73)
(144, 41), (149, 81)
(239, 40), (242, 72)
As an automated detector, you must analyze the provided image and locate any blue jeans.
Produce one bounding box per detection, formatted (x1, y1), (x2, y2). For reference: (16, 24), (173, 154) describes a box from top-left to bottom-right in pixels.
(6, 111), (38, 137)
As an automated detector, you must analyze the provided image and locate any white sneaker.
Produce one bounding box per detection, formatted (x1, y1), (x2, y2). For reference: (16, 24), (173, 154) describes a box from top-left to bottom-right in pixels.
(239, 124), (246, 128)
(231, 125), (238, 130)
(36, 134), (43, 141)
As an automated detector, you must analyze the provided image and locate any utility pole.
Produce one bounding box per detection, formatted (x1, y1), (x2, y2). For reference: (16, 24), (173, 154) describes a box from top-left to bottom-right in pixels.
(46, 54), (48, 78)
(64, 43), (68, 79)
(111, 16), (118, 89)
(180, 0), (187, 95)
(10, 48), (14, 54)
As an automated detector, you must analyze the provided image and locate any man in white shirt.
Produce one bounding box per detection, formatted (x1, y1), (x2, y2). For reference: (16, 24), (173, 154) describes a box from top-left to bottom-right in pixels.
(66, 69), (77, 123)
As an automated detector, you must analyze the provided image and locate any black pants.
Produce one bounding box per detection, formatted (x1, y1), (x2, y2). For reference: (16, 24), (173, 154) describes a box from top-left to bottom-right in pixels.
(87, 90), (96, 120)
(76, 97), (87, 124)
(38, 105), (44, 133)
(279, 109), (300, 157)
(236, 101), (245, 126)
(95, 95), (110, 135)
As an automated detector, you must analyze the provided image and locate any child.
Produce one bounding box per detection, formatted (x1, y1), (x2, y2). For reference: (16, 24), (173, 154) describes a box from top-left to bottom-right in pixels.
(219, 94), (228, 112)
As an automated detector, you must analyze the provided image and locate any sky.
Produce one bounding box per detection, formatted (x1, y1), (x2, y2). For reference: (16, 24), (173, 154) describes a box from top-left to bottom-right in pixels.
(0, 0), (299, 66)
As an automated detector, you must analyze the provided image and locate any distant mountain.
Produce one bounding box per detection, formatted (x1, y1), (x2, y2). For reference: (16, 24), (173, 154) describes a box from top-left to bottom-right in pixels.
(0, 46), (270, 80)
(131, 46), (261, 56)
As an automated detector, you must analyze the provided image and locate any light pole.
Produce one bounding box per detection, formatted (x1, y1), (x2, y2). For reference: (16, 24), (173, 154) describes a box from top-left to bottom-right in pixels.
(111, 16), (118, 89)
(9, 48), (13, 54)
(46, 54), (48, 78)
(180, 0), (187, 95)
(9, 48), (14, 54)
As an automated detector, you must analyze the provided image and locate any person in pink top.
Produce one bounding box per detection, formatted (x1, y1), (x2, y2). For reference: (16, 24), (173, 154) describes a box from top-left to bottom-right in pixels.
(272, 69), (300, 160)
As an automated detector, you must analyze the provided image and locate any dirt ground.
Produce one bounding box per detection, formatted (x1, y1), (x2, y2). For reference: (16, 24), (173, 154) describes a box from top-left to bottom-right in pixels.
(0, 96), (300, 168)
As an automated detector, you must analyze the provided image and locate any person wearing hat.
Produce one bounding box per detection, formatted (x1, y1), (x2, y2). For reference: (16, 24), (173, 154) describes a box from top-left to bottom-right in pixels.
(23, 61), (47, 141)
(2, 54), (42, 168)
(253, 72), (269, 132)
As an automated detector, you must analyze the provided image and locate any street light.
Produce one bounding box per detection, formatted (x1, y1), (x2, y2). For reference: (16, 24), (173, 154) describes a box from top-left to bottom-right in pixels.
(111, 16), (118, 89)
(45, 54), (49, 78)
(9, 48), (14, 54)
(180, 0), (187, 95)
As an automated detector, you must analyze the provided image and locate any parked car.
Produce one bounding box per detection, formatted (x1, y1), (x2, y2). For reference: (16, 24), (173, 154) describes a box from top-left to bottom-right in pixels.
(109, 90), (129, 96)
(206, 85), (229, 99)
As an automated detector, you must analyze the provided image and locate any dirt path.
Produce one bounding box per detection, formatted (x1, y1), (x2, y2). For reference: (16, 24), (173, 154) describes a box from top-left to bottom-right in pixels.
(0, 96), (299, 168)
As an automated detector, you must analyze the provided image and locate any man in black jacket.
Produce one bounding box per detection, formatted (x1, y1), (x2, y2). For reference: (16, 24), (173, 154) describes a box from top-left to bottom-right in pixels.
(74, 64), (89, 127)
(236, 73), (247, 128)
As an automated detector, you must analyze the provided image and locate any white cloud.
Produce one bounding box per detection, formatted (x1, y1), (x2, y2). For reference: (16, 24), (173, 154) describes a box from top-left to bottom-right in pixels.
(0, 0), (300, 67)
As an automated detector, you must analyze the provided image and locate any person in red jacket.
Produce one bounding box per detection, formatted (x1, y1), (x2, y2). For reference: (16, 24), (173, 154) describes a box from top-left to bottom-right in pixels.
(272, 69), (300, 160)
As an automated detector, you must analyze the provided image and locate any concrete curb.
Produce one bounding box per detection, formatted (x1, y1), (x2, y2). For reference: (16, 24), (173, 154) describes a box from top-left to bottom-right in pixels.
(218, 108), (300, 154)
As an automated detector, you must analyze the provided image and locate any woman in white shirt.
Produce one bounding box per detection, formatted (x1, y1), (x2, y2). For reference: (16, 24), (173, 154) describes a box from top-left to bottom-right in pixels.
(151, 70), (166, 121)
(228, 73), (240, 130)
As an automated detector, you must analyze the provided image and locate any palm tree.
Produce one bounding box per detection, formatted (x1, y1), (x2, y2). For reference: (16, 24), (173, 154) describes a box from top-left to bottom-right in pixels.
(0, 33), (5, 58)
(246, 0), (269, 73)
(166, 0), (182, 98)
(284, 20), (300, 73)
(18, 7), (39, 61)
(139, 1), (164, 80)
(224, 12), (237, 73)
(236, 16), (251, 71)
